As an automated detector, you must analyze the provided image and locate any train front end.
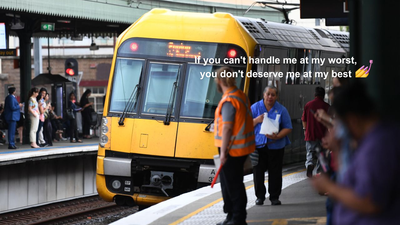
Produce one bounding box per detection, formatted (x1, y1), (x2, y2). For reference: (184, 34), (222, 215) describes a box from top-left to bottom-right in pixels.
(96, 9), (256, 206)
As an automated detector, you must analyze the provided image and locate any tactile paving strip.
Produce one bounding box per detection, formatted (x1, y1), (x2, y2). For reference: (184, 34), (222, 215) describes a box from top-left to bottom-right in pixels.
(178, 171), (307, 225)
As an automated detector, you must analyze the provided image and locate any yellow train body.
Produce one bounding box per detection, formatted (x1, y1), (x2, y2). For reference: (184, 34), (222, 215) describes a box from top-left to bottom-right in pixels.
(97, 8), (256, 206)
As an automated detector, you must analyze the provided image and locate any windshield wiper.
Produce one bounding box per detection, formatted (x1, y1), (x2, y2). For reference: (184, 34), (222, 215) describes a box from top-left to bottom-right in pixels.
(119, 84), (140, 126)
(205, 119), (214, 131)
(164, 81), (178, 125)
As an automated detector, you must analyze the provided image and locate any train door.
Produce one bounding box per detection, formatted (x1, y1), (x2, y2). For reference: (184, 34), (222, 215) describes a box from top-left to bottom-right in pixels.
(131, 61), (183, 157)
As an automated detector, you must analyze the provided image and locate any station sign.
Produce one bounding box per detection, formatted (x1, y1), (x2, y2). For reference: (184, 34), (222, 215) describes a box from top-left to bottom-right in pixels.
(300, 0), (348, 18)
(0, 49), (17, 56)
(41, 22), (55, 31)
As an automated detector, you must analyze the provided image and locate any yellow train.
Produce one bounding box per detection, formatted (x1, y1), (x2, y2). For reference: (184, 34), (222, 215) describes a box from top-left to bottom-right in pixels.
(96, 9), (348, 206)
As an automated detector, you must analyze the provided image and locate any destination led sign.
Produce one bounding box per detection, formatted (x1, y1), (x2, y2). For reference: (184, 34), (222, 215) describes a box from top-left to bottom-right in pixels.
(166, 42), (201, 58)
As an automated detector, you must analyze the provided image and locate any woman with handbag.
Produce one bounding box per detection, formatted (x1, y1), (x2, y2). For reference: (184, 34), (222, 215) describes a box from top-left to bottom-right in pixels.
(79, 89), (94, 139)
(67, 92), (82, 143)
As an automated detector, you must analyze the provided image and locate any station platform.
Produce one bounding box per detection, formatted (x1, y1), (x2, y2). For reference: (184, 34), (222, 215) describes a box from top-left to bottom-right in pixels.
(112, 164), (326, 225)
(0, 139), (98, 165)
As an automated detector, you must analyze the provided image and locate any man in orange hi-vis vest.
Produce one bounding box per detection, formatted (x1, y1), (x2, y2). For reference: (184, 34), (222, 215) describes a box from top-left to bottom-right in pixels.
(214, 67), (255, 225)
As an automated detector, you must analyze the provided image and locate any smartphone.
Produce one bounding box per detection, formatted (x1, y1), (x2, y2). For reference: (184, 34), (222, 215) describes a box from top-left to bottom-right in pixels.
(309, 109), (315, 114)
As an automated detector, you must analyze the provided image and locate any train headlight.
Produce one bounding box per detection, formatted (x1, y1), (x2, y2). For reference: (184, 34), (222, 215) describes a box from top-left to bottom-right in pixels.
(101, 125), (108, 134)
(99, 116), (110, 147)
(102, 117), (108, 125)
(112, 180), (121, 190)
(100, 135), (109, 147)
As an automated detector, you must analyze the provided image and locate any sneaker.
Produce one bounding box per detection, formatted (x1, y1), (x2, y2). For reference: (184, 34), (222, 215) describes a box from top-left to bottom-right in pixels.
(307, 165), (314, 178)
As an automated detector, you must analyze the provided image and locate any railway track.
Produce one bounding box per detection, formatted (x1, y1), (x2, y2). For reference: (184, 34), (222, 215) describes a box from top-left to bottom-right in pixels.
(0, 196), (138, 225)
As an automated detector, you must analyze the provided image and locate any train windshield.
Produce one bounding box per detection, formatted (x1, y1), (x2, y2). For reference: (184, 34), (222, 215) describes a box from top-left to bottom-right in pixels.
(180, 64), (245, 119)
(109, 58), (144, 112)
(141, 63), (181, 115)
(110, 38), (247, 117)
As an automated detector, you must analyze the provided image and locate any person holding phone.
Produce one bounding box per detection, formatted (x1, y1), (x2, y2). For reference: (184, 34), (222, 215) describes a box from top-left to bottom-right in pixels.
(302, 86), (330, 177)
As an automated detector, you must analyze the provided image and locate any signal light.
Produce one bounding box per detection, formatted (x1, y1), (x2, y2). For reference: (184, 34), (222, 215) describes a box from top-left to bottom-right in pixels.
(65, 58), (78, 77)
(66, 68), (75, 76)
(130, 42), (138, 51)
(227, 49), (237, 58)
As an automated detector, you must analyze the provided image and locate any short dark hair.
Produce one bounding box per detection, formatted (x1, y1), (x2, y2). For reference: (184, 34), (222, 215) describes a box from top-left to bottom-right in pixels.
(332, 81), (376, 119)
(264, 86), (278, 96)
(8, 87), (16, 94)
(315, 86), (325, 98)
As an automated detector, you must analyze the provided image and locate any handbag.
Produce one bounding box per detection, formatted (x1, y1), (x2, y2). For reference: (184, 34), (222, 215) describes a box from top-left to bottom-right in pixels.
(90, 111), (98, 126)
(66, 108), (75, 120)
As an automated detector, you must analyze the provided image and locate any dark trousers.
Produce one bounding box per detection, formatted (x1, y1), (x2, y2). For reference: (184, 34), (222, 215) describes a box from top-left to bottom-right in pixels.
(43, 119), (52, 146)
(69, 119), (79, 141)
(82, 111), (91, 136)
(6, 120), (16, 147)
(219, 148), (248, 223)
(253, 146), (284, 201)
(36, 120), (44, 145)
(51, 119), (63, 141)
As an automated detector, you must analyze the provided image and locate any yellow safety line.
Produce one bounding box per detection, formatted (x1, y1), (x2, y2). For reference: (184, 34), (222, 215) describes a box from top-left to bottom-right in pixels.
(247, 217), (326, 224)
(271, 219), (288, 225)
(169, 169), (306, 225)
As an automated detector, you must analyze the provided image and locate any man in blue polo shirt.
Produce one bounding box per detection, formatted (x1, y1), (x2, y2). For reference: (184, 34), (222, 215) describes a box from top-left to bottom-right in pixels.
(251, 86), (292, 206)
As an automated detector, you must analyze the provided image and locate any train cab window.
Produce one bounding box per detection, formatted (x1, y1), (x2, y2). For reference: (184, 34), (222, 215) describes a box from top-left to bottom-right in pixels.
(142, 63), (181, 115)
(109, 58), (144, 112)
(180, 64), (245, 119)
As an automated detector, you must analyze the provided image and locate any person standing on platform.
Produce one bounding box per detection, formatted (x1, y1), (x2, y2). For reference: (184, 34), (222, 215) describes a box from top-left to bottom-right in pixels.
(68, 92), (82, 143)
(3, 87), (22, 149)
(43, 93), (53, 146)
(28, 88), (40, 148)
(302, 87), (330, 177)
(312, 81), (400, 225)
(16, 102), (25, 144)
(36, 88), (48, 147)
(214, 67), (255, 225)
(251, 86), (292, 206)
(79, 89), (94, 139)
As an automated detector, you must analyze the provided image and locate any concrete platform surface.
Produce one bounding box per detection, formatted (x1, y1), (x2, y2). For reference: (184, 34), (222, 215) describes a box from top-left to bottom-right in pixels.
(112, 164), (327, 225)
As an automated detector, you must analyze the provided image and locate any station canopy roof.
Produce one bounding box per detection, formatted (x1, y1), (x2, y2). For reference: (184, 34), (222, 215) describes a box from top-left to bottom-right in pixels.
(0, 0), (141, 38)
(0, 0), (284, 39)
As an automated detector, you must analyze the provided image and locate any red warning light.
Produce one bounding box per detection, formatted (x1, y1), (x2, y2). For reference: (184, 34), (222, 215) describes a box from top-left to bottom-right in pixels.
(66, 68), (75, 76)
(130, 42), (138, 51)
(227, 49), (237, 58)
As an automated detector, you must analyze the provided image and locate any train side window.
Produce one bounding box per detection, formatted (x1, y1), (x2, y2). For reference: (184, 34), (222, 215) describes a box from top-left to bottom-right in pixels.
(286, 49), (296, 85)
(180, 64), (219, 119)
(109, 58), (144, 112)
(325, 66), (332, 91)
(302, 50), (311, 84)
(312, 50), (321, 84)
